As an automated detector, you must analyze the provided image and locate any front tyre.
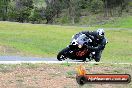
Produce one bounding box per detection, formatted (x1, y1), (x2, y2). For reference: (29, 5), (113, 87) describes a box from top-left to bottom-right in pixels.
(57, 47), (69, 61)
(82, 58), (86, 62)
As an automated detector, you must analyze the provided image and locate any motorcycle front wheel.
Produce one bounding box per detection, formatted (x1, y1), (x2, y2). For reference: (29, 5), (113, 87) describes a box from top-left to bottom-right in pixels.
(57, 47), (69, 61)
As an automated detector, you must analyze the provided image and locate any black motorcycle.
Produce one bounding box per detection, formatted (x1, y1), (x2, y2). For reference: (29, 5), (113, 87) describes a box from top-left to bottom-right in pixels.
(57, 33), (95, 61)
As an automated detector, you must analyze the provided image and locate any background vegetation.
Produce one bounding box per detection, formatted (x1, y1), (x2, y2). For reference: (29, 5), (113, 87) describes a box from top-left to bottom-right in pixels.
(0, 0), (132, 25)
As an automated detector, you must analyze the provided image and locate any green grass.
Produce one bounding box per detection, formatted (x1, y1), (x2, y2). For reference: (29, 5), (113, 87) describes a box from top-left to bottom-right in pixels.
(102, 29), (132, 63)
(79, 14), (132, 28)
(0, 21), (95, 57)
(0, 21), (132, 63)
(97, 16), (132, 28)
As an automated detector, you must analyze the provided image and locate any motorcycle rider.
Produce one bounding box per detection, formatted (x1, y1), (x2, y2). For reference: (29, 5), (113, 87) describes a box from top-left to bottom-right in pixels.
(81, 28), (108, 62)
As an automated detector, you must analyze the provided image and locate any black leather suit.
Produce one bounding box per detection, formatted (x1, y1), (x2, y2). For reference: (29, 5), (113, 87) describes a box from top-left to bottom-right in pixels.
(81, 31), (108, 62)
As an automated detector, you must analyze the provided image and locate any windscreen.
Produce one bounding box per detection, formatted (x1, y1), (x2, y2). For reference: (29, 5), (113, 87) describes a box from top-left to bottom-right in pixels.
(76, 34), (88, 45)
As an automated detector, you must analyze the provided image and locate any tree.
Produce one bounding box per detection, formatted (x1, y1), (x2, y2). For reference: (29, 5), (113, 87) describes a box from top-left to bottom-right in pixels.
(44, 0), (65, 24)
(102, 0), (129, 17)
(9, 0), (34, 22)
(68, 0), (81, 24)
(0, 0), (10, 21)
(90, 0), (103, 14)
(29, 7), (46, 23)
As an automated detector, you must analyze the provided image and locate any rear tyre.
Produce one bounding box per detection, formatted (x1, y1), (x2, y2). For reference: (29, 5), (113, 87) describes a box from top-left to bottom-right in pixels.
(94, 58), (100, 62)
(57, 47), (69, 61)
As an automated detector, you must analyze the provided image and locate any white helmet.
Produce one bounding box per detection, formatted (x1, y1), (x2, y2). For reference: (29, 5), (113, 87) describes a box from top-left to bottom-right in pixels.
(96, 28), (105, 38)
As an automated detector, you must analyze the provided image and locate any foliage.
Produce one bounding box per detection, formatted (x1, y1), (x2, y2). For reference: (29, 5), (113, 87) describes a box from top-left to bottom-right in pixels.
(6, 0), (34, 22)
(44, 0), (69, 24)
(0, 0), (131, 24)
(0, 0), (10, 21)
(29, 7), (45, 23)
(90, 0), (104, 14)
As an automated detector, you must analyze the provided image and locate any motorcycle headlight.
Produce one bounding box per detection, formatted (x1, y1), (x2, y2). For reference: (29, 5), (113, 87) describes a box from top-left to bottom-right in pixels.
(78, 45), (82, 48)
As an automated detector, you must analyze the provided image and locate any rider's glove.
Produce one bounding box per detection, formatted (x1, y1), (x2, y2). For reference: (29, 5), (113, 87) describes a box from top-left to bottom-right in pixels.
(87, 46), (99, 51)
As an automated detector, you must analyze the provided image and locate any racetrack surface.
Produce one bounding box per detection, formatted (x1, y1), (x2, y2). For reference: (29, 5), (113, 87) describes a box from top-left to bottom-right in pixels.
(0, 55), (83, 64)
(0, 55), (131, 64)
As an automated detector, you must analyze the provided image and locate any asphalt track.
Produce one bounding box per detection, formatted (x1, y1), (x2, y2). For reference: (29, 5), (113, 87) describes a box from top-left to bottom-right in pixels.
(0, 55), (83, 64)
(0, 55), (131, 64)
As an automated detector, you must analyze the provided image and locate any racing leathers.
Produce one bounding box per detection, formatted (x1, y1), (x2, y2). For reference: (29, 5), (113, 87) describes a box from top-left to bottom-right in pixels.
(81, 31), (108, 62)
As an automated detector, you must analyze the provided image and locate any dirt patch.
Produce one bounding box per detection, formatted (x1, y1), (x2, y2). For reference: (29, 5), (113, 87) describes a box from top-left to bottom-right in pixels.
(0, 45), (22, 55)
(0, 63), (131, 88)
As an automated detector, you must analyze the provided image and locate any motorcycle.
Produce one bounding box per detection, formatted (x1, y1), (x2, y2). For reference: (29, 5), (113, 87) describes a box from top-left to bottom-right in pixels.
(57, 33), (95, 61)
